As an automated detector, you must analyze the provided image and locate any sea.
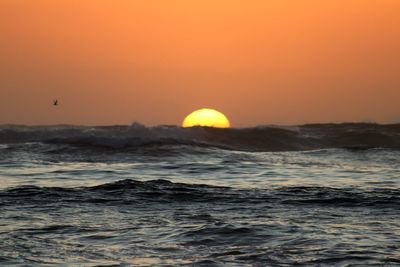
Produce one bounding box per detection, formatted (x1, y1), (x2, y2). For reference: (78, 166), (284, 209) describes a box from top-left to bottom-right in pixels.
(0, 123), (399, 266)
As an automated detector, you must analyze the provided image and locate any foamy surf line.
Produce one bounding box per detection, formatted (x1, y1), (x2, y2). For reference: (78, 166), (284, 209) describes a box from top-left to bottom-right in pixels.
(0, 123), (399, 151)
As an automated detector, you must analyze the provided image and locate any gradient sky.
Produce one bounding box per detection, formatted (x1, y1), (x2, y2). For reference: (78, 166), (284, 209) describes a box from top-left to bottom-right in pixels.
(1, 0), (399, 126)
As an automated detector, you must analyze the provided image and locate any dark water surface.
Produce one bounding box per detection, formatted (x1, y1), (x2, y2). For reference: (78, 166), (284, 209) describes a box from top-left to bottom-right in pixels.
(1, 124), (400, 266)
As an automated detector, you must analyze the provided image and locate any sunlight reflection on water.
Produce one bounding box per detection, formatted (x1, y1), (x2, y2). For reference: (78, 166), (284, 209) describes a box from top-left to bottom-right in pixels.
(1, 144), (400, 266)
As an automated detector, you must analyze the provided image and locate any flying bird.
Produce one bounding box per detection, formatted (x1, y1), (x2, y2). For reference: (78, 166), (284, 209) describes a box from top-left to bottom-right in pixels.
(53, 100), (58, 106)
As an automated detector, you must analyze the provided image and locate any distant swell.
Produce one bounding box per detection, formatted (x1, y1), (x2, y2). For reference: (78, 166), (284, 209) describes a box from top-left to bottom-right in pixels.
(0, 123), (399, 151)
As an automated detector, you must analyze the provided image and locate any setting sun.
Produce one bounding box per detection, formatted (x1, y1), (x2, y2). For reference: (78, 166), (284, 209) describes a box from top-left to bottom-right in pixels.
(182, 108), (230, 128)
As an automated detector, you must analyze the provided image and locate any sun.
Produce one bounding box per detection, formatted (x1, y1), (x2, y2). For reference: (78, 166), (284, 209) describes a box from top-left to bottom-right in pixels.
(182, 108), (230, 128)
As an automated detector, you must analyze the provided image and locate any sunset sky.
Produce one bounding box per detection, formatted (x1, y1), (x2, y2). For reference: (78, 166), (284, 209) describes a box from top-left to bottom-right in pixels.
(1, 0), (399, 126)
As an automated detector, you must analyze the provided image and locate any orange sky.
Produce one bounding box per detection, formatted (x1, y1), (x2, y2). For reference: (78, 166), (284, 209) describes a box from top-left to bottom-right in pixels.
(1, 0), (399, 126)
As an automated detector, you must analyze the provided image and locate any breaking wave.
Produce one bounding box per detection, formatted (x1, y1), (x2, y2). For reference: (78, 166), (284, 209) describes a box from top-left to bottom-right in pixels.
(0, 122), (399, 151)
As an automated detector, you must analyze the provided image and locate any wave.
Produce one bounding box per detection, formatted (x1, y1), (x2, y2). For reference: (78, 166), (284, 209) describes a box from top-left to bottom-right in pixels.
(3, 179), (400, 266)
(0, 122), (399, 152)
(1, 179), (399, 209)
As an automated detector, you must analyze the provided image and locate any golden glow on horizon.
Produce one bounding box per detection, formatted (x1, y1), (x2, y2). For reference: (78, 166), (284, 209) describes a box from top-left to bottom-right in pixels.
(0, 1), (399, 125)
(182, 109), (230, 128)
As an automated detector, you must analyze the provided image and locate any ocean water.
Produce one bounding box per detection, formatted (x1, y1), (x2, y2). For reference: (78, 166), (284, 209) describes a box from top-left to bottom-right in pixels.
(1, 123), (400, 266)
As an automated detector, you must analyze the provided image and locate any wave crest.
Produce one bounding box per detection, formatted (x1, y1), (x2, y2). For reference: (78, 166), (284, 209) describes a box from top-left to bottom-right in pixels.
(1, 179), (399, 208)
(0, 123), (399, 151)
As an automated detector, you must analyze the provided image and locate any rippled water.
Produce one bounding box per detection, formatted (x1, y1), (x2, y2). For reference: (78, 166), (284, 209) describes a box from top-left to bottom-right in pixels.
(1, 125), (400, 266)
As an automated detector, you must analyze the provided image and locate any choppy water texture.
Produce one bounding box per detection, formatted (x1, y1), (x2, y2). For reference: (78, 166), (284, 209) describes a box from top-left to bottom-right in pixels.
(0, 123), (400, 266)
